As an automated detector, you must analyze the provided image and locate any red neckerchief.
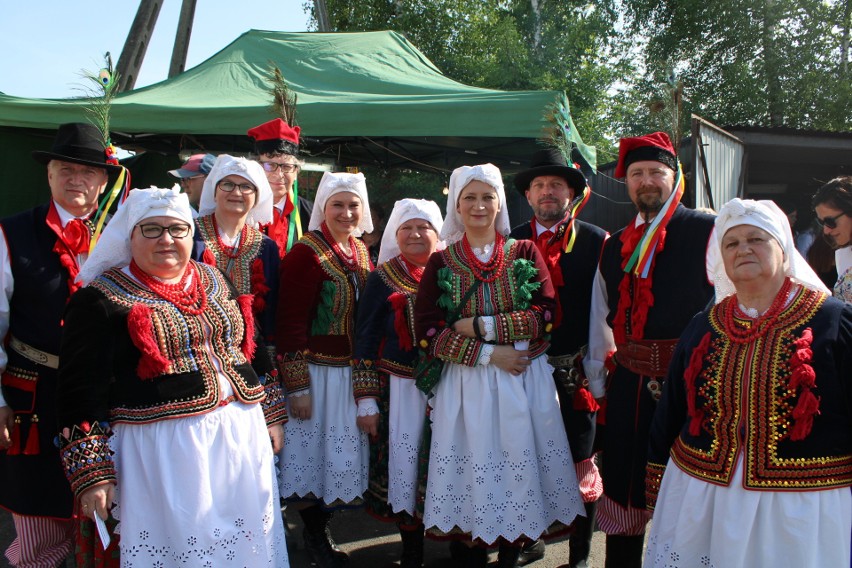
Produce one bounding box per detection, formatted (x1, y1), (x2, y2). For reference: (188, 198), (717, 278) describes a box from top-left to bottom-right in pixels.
(46, 202), (91, 296)
(531, 216), (568, 327)
(267, 197), (296, 259)
(612, 218), (666, 343)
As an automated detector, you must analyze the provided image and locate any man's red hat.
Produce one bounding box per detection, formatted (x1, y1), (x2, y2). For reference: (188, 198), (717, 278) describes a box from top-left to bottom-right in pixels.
(615, 131), (677, 177)
(247, 118), (301, 156)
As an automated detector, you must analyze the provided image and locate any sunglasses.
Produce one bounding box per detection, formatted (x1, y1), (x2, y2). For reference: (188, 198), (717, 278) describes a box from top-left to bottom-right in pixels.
(816, 212), (847, 229)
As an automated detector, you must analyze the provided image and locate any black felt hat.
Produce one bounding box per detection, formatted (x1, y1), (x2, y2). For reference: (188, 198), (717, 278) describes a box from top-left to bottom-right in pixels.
(514, 148), (587, 193)
(32, 123), (123, 175)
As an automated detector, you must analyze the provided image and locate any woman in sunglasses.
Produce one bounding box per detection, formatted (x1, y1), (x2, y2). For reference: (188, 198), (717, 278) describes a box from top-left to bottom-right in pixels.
(812, 176), (852, 303)
(193, 154), (281, 347)
(58, 187), (289, 566)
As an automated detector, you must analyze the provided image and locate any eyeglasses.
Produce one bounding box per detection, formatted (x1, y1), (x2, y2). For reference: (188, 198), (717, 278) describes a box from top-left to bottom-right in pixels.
(217, 181), (257, 194)
(261, 162), (299, 174)
(816, 212), (847, 229)
(136, 223), (192, 239)
(179, 175), (203, 185)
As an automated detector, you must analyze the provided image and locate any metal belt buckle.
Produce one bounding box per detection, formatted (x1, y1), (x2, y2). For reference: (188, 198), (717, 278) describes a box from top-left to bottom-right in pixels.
(646, 378), (663, 401)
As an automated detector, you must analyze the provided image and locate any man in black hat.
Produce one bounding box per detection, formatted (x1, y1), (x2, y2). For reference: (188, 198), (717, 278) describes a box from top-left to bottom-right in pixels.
(509, 148), (608, 568)
(0, 122), (120, 566)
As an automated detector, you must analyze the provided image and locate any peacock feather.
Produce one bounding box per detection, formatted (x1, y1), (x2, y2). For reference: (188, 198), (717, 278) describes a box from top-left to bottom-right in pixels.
(267, 63), (298, 127)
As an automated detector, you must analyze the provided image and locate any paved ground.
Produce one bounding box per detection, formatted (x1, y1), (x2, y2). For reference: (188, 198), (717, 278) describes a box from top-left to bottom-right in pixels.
(0, 507), (608, 567)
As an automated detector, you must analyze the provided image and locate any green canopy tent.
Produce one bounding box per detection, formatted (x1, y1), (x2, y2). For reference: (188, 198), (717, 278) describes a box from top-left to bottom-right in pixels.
(0, 30), (593, 216)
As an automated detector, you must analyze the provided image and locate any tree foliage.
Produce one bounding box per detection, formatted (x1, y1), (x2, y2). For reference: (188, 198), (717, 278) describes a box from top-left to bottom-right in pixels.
(621, 0), (852, 131)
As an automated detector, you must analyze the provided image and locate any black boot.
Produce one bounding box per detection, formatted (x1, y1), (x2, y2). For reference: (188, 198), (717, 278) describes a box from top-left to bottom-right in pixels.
(604, 533), (645, 568)
(300, 505), (350, 568)
(497, 543), (522, 568)
(518, 538), (545, 566)
(399, 525), (425, 568)
(567, 501), (597, 568)
(467, 545), (489, 568)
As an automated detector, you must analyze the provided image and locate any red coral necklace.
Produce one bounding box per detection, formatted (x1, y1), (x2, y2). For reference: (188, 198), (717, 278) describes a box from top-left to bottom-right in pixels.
(461, 232), (505, 283)
(722, 277), (793, 344)
(130, 260), (208, 316)
(321, 222), (359, 270)
(212, 215), (247, 260)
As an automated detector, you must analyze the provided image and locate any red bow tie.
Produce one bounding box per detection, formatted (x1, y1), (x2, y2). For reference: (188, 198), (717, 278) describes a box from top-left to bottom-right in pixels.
(63, 219), (90, 255)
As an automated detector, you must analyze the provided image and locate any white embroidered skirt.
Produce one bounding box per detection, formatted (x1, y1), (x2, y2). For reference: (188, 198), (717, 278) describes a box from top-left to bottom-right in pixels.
(423, 356), (583, 544)
(646, 457), (852, 567)
(278, 364), (369, 506)
(387, 374), (428, 516)
(111, 401), (288, 567)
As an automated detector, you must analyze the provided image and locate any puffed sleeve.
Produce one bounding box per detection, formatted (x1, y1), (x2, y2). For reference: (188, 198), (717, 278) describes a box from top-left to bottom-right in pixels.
(275, 242), (323, 394)
(56, 286), (116, 496)
(352, 271), (391, 401)
(645, 312), (708, 510)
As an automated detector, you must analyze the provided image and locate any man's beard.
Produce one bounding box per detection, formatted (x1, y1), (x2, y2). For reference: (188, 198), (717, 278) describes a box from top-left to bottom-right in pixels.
(533, 202), (570, 223)
(636, 193), (663, 217)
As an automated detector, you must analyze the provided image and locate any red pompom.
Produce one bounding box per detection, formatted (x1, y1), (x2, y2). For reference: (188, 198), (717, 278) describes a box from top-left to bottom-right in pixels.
(250, 258), (270, 314)
(790, 347), (813, 367)
(573, 387), (600, 413)
(790, 389), (821, 441)
(236, 294), (257, 359)
(201, 248), (216, 267)
(127, 304), (170, 379)
(789, 364), (816, 390)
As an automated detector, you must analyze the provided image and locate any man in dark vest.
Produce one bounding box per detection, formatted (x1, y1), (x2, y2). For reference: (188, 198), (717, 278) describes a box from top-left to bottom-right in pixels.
(510, 149), (607, 568)
(0, 123), (120, 567)
(248, 118), (313, 258)
(585, 132), (716, 567)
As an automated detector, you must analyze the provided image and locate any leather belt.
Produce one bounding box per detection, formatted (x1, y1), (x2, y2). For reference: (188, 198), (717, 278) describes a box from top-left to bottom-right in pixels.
(549, 347), (587, 395)
(9, 336), (59, 370)
(615, 338), (679, 378)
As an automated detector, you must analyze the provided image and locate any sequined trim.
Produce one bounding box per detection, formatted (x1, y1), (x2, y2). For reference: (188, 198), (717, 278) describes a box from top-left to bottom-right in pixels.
(352, 358), (381, 399)
(259, 368), (288, 426)
(90, 262), (265, 422)
(300, 232), (369, 341)
(196, 214), (264, 296)
(671, 287), (852, 490)
(279, 350), (310, 394)
(59, 422), (115, 496)
(645, 461), (665, 511)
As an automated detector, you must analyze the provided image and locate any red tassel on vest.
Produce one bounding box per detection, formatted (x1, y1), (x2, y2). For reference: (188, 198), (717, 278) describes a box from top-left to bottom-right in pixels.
(237, 294), (257, 359)
(22, 415), (39, 455)
(389, 292), (413, 351)
(127, 304), (171, 379)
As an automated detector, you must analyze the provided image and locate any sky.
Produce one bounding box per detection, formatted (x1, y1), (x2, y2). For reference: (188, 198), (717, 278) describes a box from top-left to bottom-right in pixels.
(0, 0), (314, 99)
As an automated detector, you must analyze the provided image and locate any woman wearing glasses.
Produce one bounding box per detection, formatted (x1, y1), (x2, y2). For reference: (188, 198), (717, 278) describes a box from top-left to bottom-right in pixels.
(812, 177), (852, 303)
(193, 155), (280, 346)
(276, 172), (373, 568)
(57, 187), (289, 566)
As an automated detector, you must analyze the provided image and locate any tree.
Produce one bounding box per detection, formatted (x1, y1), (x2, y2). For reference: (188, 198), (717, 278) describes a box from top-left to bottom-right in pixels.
(621, 0), (852, 131)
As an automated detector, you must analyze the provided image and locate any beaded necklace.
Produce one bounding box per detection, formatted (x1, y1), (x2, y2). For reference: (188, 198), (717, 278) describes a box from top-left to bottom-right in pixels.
(321, 222), (359, 271)
(212, 215), (247, 260)
(722, 277), (793, 344)
(129, 260), (208, 316)
(461, 232), (506, 283)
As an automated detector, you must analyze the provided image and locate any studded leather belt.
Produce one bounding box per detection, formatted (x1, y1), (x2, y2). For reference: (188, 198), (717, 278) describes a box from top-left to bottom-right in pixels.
(615, 338), (679, 378)
(9, 336), (59, 370)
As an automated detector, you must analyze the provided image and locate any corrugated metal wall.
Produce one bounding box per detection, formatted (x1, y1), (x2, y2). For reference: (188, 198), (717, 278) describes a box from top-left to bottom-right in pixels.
(692, 118), (745, 212)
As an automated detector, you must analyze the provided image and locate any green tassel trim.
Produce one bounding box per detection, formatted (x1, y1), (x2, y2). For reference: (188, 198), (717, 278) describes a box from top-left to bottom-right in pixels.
(512, 259), (541, 310)
(311, 280), (337, 335)
(436, 267), (456, 311)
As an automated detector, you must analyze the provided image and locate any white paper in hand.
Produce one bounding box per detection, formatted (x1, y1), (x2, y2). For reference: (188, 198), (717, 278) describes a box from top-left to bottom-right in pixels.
(94, 513), (111, 549)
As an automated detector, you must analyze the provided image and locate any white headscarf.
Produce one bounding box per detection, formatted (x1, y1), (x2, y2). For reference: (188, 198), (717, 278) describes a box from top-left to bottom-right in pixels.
(377, 198), (445, 265)
(198, 155), (273, 228)
(78, 186), (195, 285)
(441, 163), (510, 244)
(712, 198), (829, 302)
(308, 172), (373, 237)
